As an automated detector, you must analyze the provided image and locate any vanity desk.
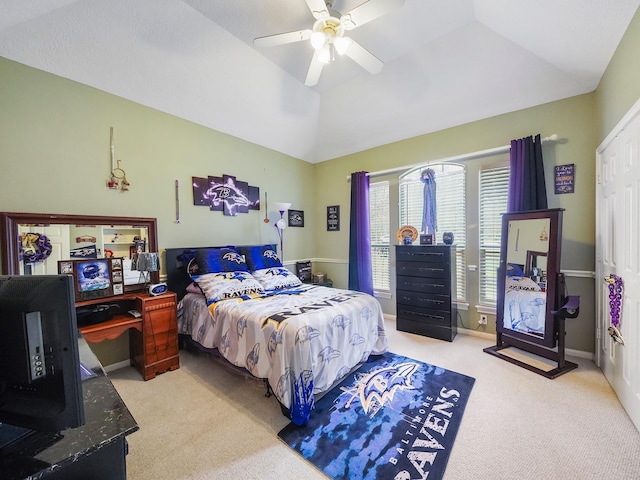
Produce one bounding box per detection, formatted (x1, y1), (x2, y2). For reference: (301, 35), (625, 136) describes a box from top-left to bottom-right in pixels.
(0, 212), (179, 381)
(78, 291), (180, 381)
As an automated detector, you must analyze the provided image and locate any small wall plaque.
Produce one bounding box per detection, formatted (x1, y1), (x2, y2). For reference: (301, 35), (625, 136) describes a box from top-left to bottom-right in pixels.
(554, 164), (575, 194)
(327, 205), (340, 231)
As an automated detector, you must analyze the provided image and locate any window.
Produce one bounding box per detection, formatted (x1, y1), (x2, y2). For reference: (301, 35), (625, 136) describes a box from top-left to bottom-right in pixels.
(399, 164), (467, 301)
(369, 181), (390, 291)
(479, 164), (509, 304)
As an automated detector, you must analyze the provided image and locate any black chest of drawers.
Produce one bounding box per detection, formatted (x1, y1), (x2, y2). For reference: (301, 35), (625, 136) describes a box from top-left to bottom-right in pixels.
(395, 245), (457, 341)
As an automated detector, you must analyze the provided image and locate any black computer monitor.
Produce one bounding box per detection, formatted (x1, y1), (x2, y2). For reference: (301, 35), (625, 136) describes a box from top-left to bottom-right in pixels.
(0, 275), (85, 452)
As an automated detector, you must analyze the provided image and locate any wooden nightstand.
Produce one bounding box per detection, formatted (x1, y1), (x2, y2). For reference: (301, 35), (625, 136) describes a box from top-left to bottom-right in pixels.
(78, 291), (179, 380)
(129, 292), (179, 380)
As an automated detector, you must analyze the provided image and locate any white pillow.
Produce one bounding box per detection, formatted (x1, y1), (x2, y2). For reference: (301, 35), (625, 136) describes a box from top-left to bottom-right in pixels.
(193, 271), (264, 304)
(251, 267), (302, 290)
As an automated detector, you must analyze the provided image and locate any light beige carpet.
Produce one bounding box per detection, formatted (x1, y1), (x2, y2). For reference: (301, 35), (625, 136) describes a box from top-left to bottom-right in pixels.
(109, 318), (640, 479)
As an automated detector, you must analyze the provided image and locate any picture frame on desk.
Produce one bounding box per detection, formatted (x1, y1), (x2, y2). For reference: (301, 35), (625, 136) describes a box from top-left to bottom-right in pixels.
(420, 234), (434, 245)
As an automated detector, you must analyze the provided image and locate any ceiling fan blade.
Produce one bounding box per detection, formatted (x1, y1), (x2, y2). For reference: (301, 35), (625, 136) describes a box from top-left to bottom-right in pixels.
(341, 0), (405, 30)
(254, 29), (312, 47)
(344, 40), (383, 75)
(305, 0), (330, 20)
(305, 50), (324, 86)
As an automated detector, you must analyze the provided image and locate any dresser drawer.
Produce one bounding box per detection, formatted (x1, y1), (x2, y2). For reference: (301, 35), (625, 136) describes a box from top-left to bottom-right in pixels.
(396, 245), (449, 263)
(396, 275), (450, 295)
(396, 290), (450, 311)
(397, 261), (449, 279)
(397, 317), (456, 342)
(397, 303), (452, 326)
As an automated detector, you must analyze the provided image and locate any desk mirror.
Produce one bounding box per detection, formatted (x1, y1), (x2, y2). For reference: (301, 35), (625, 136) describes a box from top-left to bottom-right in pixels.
(0, 212), (158, 291)
(497, 209), (563, 348)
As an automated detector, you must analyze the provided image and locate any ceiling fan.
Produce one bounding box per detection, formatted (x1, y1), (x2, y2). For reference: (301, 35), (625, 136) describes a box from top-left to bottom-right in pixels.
(254, 0), (405, 86)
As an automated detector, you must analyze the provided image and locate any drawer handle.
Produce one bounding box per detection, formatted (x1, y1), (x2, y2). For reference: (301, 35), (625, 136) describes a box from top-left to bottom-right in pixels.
(403, 282), (445, 289)
(405, 311), (445, 322)
(399, 296), (445, 305)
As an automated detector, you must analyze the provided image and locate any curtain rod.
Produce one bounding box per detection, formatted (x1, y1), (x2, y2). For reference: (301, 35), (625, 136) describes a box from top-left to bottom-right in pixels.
(346, 134), (559, 181)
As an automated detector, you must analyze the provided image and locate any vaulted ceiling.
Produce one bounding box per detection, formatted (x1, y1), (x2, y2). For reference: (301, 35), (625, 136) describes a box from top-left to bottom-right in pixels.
(1, 0), (638, 163)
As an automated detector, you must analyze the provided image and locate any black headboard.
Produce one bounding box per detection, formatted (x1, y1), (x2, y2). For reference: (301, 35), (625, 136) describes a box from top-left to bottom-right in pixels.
(164, 245), (277, 301)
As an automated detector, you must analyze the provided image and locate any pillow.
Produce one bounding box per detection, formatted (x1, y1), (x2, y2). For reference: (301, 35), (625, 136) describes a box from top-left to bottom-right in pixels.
(506, 263), (525, 277)
(237, 245), (282, 271)
(186, 282), (203, 294)
(193, 271), (264, 304)
(506, 276), (542, 292)
(190, 247), (248, 275)
(251, 267), (302, 291)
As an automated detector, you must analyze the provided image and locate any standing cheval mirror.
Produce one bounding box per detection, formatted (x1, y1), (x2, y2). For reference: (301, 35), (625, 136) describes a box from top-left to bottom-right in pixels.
(484, 208), (578, 378)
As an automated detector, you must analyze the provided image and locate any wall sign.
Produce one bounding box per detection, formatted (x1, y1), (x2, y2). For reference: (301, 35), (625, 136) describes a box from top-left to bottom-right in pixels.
(288, 209), (304, 227)
(191, 175), (260, 216)
(554, 164), (575, 194)
(327, 205), (340, 231)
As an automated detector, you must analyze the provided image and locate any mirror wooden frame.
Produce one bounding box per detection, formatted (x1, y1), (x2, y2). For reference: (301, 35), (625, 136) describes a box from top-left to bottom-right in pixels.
(484, 208), (578, 379)
(0, 212), (159, 289)
(496, 209), (562, 348)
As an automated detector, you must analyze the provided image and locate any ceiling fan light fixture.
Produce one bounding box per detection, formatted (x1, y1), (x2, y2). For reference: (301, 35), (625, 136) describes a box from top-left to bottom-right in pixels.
(310, 31), (326, 50)
(318, 44), (331, 64)
(333, 36), (351, 55)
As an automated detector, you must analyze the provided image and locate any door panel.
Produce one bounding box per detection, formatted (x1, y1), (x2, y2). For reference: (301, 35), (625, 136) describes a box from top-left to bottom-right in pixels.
(597, 110), (640, 431)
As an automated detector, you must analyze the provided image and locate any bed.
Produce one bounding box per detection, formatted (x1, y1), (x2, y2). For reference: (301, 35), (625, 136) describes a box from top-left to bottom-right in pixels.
(165, 245), (388, 425)
(502, 274), (547, 337)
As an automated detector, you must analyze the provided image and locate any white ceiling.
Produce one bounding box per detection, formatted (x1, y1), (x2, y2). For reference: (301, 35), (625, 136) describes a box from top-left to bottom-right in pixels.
(1, 0), (639, 163)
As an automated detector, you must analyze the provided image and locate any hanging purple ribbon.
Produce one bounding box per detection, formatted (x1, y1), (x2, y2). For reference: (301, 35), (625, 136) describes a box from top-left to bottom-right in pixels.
(605, 274), (623, 327)
(420, 168), (437, 234)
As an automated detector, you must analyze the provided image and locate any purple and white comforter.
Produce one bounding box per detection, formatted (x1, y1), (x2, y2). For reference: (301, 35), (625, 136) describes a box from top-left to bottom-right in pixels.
(178, 284), (388, 425)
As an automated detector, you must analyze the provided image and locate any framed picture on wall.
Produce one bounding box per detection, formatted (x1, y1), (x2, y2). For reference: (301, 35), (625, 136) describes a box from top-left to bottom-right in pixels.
(327, 205), (340, 231)
(288, 210), (304, 227)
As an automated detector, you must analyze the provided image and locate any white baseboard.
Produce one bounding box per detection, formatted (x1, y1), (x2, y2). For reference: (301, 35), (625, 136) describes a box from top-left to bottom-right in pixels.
(103, 359), (131, 373)
(385, 314), (594, 360)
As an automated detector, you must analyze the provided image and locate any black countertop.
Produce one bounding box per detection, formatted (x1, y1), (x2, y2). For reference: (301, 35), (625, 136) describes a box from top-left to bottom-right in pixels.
(0, 336), (139, 480)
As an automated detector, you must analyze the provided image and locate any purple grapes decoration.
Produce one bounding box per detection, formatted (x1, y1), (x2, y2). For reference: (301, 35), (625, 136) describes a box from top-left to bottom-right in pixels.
(605, 274), (624, 345)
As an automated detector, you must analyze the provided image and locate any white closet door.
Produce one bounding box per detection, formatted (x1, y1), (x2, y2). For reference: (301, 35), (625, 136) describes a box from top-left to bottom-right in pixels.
(596, 107), (640, 431)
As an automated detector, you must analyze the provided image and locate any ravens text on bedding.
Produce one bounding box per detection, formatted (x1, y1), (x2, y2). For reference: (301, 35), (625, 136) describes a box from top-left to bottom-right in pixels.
(261, 292), (361, 328)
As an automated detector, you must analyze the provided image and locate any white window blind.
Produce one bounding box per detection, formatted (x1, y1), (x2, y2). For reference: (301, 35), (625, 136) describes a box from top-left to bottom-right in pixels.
(399, 164), (467, 301)
(369, 181), (390, 291)
(479, 164), (509, 304)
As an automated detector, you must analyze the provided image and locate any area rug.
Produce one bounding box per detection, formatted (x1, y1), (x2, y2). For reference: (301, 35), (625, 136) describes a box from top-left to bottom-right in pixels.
(278, 352), (475, 480)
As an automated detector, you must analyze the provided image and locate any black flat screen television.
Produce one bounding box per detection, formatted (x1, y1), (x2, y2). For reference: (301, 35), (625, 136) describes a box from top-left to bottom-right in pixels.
(0, 275), (85, 453)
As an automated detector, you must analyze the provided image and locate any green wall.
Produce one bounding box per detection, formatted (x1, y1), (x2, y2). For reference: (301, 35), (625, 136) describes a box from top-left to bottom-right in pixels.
(314, 94), (597, 352)
(2, 4), (640, 360)
(313, 6), (640, 354)
(0, 56), (317, 365)
(0, 57), (316, 262)
(596, 7), (640, 142)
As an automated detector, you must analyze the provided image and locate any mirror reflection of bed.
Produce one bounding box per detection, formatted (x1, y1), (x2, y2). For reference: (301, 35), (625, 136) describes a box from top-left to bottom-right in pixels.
(503, 217), (550, 339)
